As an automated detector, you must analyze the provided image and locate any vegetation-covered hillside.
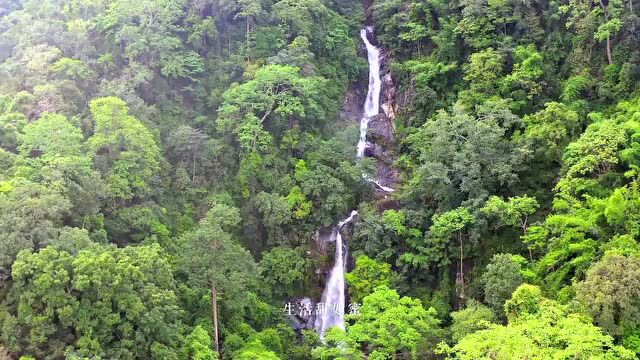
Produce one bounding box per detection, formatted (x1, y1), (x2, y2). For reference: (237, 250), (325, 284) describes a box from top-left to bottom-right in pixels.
(0, 0), (639, 358)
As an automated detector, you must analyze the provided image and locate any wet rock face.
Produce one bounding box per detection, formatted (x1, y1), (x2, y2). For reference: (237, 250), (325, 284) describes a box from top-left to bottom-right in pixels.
(363, 131), (397, 192)
(314, 226), (334, 256)
(340, 88), (365, 124)
(376, 161), (398, 192)
(381, 71), (397, 117)
(373, 49), (401, 191)
(377, 198), (402, 212)
(286, 297), (317, 331)
(367, 115), (394, 148)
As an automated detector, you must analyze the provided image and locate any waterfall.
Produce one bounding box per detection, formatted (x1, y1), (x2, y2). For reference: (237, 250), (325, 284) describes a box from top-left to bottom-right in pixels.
(356, 27), (381, 158)
(315, 26), (391, 338)
(357, 27), (394, 193)
(314, 210), (358, 336)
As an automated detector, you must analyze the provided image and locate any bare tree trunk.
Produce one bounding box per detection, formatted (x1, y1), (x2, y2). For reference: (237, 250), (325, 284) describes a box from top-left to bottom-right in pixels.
(246, 18), (251, 62)
(606, 36), (613, 64)
(459, 232), (465, 301)
(192, 151), (196, 182)
(599, 0), (613, 64)
(521, 216), (532, 260)
(212, 281), (220, 354)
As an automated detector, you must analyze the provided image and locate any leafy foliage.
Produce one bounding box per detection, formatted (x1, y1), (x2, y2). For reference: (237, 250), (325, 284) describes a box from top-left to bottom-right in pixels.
(345, 255), (398, 302)
(440, 285), (636, 359)
(481, 254), (523, 316)
(346, 286), (440, 359)
(2, 243), (183, 359)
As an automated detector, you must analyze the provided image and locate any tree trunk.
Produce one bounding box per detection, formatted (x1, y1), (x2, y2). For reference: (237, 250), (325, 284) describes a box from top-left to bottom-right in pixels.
(521, 217), (532, 260)
(192, 151), (196, 182)
(211, 282), (220, 354)
(606, 36), (613, 64)
(459, 232), (465, 301)
(246, 18), (251, 62)
(599, 0), (613, 65)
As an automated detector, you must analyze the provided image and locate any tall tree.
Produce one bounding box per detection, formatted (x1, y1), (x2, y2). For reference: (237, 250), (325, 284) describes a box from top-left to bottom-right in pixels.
(562, 0), (626, 64)
(430, 207), (475, 301)
(180, 203), (259, 352)
(166, 125), (210, 181)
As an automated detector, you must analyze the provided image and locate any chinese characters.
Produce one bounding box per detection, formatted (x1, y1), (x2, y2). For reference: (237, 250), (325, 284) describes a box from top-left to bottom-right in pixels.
(283, 301), (361, 316)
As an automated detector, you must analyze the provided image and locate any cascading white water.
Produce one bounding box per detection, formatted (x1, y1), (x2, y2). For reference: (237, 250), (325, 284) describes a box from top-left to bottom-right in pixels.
(370, 178), (394, 193)
(358, 27), (394, 193)
(356, 27), (381, 158)
(315, 26), (392, 338)
(315, 210), (358, 335)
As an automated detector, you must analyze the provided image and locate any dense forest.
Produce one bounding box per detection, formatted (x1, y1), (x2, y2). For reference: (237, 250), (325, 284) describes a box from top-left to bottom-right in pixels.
(0, 0), (639, 358)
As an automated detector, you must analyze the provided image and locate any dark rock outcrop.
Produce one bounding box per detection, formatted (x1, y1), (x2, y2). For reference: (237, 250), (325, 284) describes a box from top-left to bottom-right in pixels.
(286, 297), (317, 331)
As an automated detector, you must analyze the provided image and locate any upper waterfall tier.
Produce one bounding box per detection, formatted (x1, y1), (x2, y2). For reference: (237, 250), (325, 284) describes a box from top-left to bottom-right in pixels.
(360, 27), (381, 118)
(356, 27), (382, 159)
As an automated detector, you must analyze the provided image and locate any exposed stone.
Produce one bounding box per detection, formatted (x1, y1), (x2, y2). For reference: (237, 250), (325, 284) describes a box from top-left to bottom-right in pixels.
(364, 141), (383, 159)
(340, 88), (365, 124)
(376, 161), (398, 189)
(381, 73), (397, 120)
(314, 225), (334, 255)
(381, 102), (395, 121)
(377, 198), (402, 212)
(286, 297), (317, 331)
(368, 115), (394, 146)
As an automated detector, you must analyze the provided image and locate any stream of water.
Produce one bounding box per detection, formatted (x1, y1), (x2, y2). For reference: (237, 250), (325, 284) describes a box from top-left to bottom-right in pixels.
(314, 210), (358, 336)
(356, 27), (381, 157)
(315, 27), (392, 338)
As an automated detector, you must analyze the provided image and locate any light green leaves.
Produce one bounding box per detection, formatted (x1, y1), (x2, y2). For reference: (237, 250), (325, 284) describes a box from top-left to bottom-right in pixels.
(6, 243), (183, 358)
(440, 285), (636, 359)
(481, 195), (539, 230)
(346, 286), (439, 359)
(217, 64), (328, 154)
(430, 207), (475, 238)
(345, 256), (397, 302)
(88, 97), (160, 205)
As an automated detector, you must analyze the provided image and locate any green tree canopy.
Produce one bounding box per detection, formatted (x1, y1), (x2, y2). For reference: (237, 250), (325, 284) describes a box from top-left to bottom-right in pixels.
(2, 243), (183, 359)
(346, 286), (440, 359)
(88, 97), (161, 206)
(440, 284), (636, 359)
(345, 255), (398, 302)
(576, 253), (640, 339)
(481, 254), (523, 316)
